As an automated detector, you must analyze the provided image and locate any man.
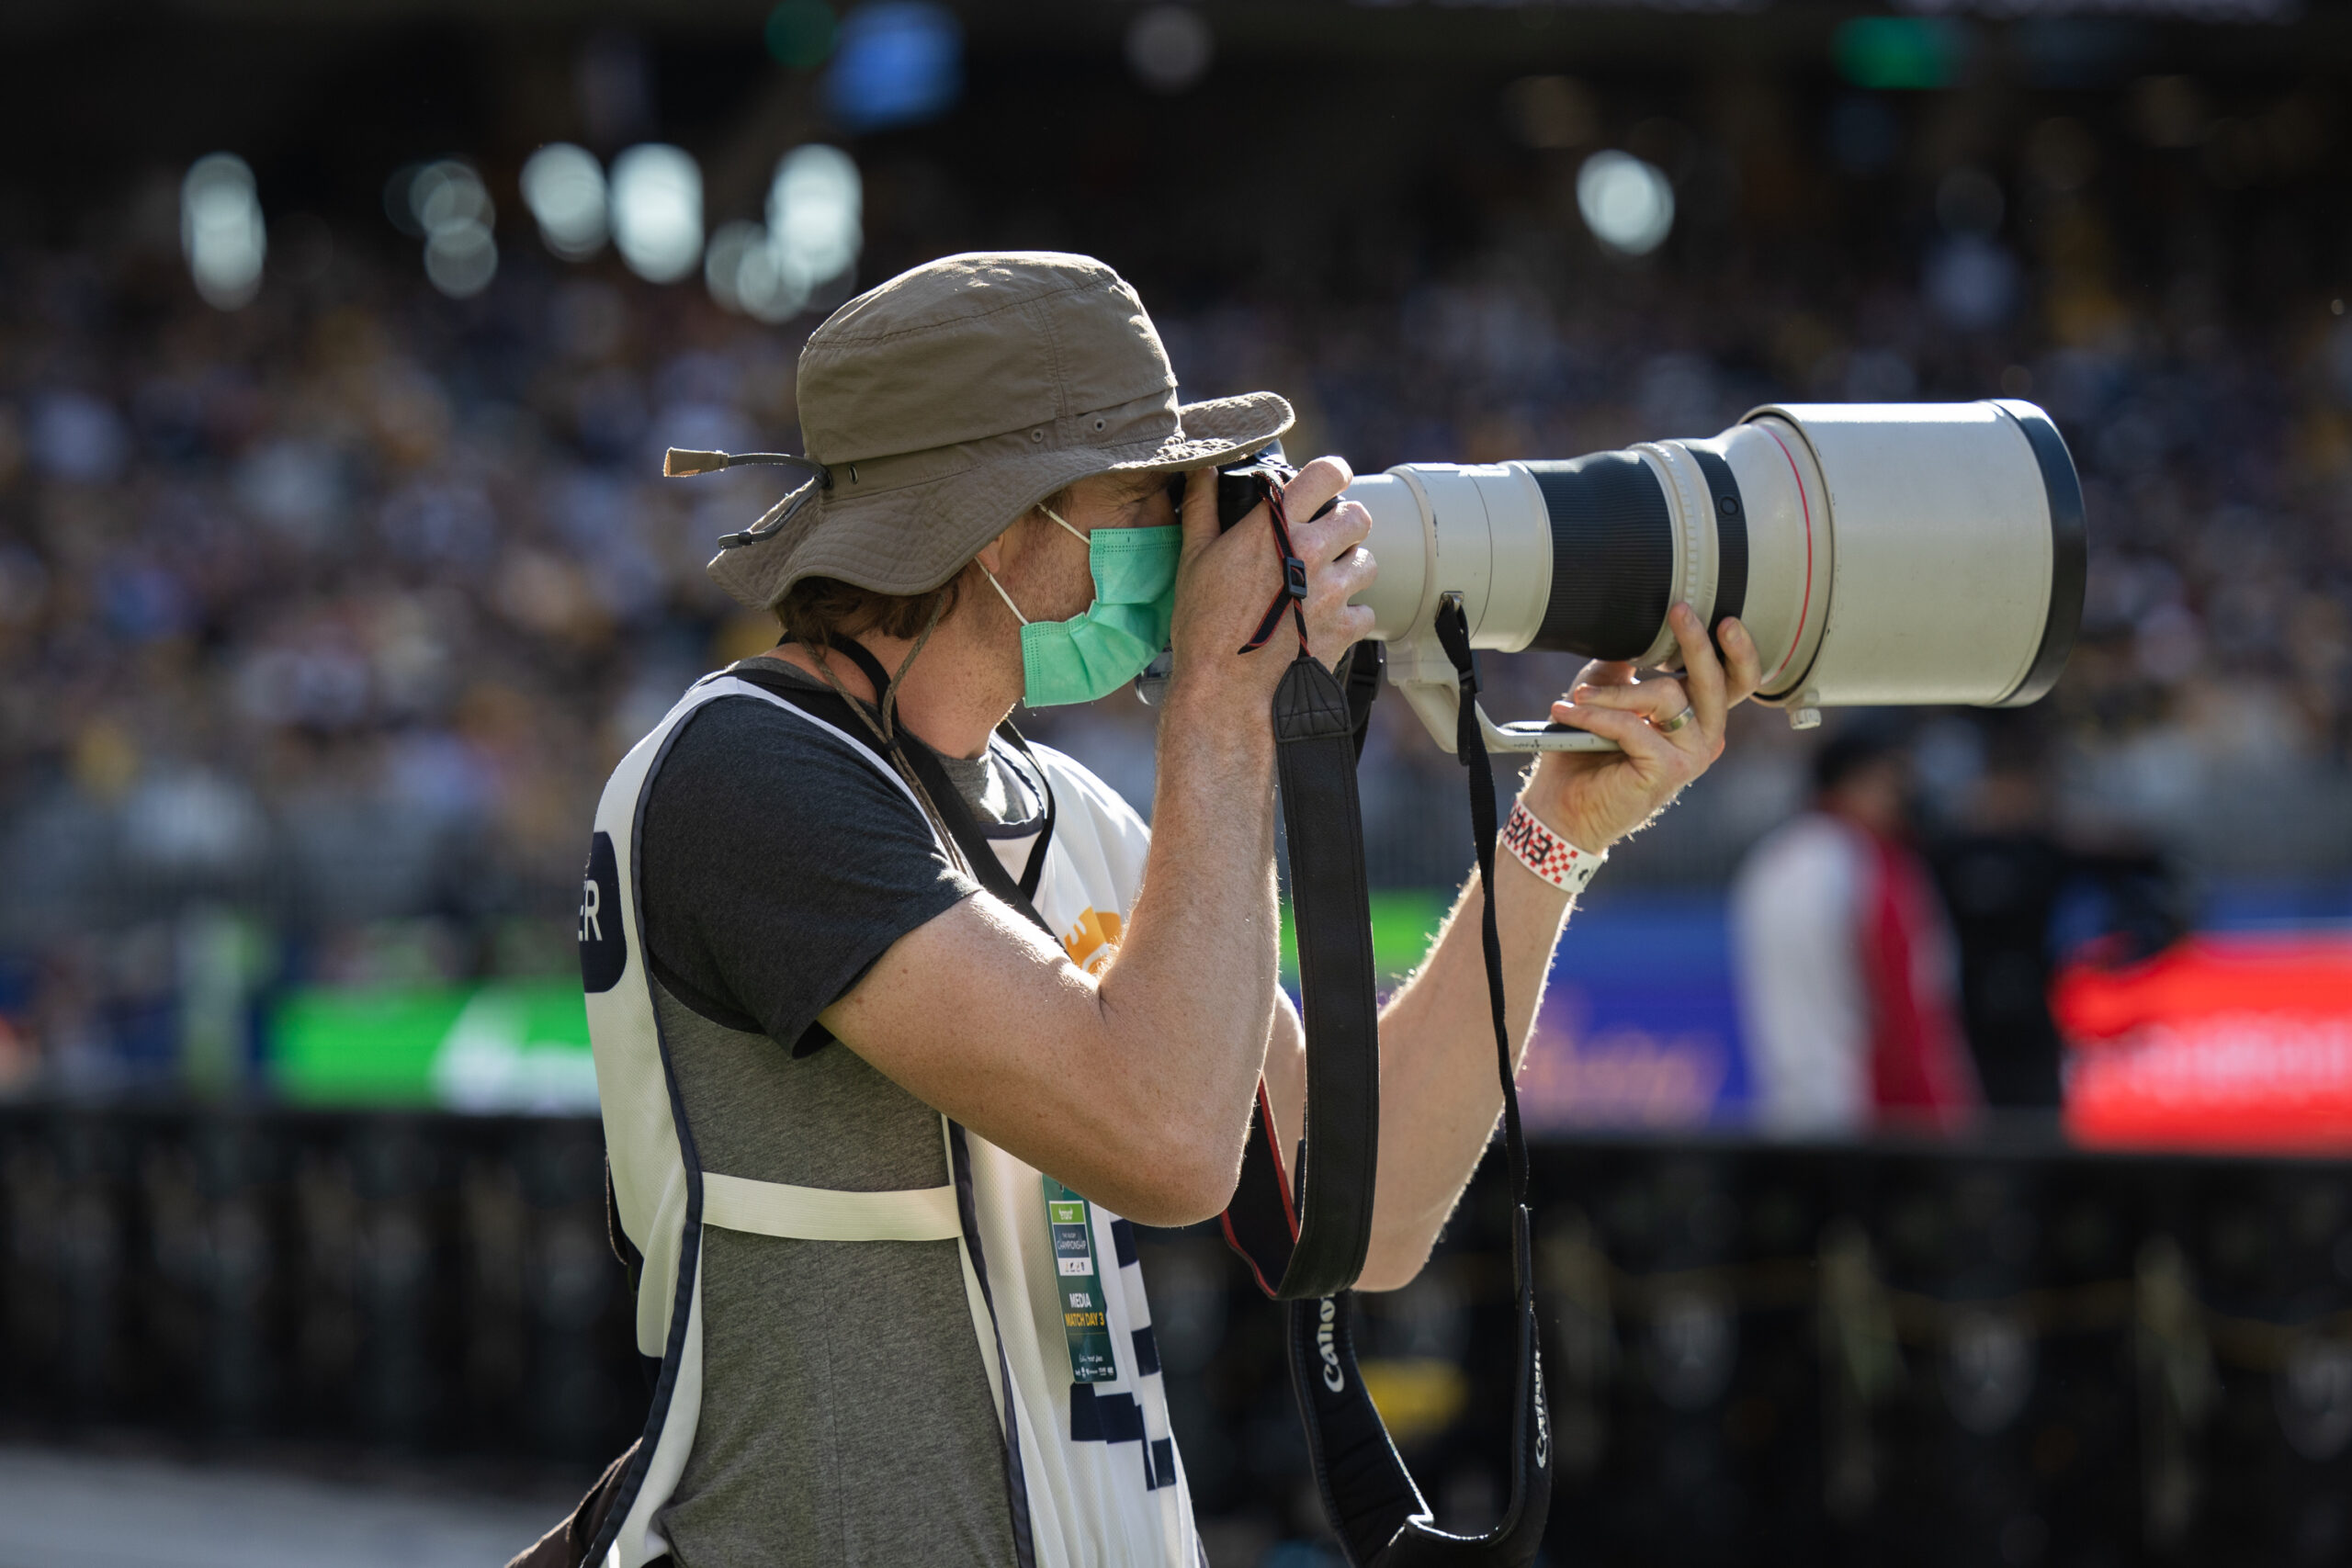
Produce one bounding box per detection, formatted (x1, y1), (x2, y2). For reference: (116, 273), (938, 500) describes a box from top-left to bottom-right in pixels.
(1928, 718), (2182, 1112)
(580, 253), (1758, 1568)
(1731, 726), (1981, 1136)
(1929, 725), (2073, 1111)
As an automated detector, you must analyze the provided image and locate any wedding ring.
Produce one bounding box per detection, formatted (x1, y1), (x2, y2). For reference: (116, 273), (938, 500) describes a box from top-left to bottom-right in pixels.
(1654, 705), (1696, 734)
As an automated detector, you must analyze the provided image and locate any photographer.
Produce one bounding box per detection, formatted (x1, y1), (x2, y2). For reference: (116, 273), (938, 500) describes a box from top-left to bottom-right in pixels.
(576, 253), (1758, 1568)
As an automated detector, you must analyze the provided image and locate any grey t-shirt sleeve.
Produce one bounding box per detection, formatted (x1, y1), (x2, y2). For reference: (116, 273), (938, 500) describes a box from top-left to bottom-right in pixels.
(639, 695), (978, 1052)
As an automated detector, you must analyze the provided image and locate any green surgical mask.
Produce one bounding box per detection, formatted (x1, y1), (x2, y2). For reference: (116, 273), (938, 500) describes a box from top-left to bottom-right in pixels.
(982, 504), (1181, 707)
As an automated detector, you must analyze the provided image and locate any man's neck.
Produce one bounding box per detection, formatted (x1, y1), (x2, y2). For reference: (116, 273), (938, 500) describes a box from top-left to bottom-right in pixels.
(759, 627), (1014, 761)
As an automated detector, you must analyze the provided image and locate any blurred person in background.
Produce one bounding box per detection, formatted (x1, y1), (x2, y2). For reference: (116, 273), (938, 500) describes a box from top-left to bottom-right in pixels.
(1929, 716), (2188, 1111)
(1929, 723), (2072, 1110)
(1731, 726), (1981, 1136)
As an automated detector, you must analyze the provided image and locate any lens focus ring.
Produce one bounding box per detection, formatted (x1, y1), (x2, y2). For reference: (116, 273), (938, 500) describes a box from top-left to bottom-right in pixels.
(1524, 452), (1672, 660)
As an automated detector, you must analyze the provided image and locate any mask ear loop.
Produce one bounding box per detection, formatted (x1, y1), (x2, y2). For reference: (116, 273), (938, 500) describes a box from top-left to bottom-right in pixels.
(1038, 503), (1089, 544)
(979, 564), (1030, 626)
(978, 501), (1089, 626)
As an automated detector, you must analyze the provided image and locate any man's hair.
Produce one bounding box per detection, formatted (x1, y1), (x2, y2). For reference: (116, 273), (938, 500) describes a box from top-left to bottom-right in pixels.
(775, 572), (965, 649)
(1812, 722), (1906, 796)
(772, 483), (1081, 649)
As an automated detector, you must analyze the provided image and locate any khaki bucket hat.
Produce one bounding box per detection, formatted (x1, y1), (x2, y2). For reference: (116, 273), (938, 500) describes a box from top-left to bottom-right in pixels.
(701, 252), (1293, 610)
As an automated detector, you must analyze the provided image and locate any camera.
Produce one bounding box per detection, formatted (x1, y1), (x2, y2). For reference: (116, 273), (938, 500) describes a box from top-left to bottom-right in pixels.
(1188, 400), (2084, 752)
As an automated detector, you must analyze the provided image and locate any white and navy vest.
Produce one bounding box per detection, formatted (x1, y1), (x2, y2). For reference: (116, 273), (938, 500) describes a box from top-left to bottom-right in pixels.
(581, 673), (1197, 1568)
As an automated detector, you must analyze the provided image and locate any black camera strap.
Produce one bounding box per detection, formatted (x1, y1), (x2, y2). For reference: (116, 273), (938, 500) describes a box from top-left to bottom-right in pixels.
(1222, 594), (1551, 1565)
(1261, 645), (1384, 1299)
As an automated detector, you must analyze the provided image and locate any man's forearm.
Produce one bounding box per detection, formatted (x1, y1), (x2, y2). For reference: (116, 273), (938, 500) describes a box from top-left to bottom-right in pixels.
(1358, 840), (1574, 1290)
(1091, 681), (1282, 1195)
(1349, 602), (1753, 1281)
(819, 686), (1288, 1227)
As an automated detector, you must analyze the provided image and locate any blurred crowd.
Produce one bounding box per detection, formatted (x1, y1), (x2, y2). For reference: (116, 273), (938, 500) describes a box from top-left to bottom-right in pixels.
(2, 60), (2347, 1094)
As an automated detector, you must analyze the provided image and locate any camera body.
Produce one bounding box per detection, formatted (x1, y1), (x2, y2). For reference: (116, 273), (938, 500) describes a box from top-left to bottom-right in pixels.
(1159, 445), (1329, 533)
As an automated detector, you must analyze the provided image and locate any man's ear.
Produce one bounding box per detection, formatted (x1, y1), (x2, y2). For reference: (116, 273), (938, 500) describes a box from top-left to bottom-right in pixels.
(974, 517), (1025, 577)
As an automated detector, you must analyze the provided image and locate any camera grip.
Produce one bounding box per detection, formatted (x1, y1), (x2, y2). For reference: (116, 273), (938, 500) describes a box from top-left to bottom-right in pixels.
(1204, 444), (1340, 533)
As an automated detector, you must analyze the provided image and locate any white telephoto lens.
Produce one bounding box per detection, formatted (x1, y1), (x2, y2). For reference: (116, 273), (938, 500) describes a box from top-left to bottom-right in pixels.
(1348, 400), (2084, 745)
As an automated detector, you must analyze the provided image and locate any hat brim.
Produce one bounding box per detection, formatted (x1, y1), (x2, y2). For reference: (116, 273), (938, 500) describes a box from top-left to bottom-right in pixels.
(710, 390), (1294, 608)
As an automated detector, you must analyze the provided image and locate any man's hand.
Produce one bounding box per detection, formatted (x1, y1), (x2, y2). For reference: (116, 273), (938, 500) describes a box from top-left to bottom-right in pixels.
(1325, 607), (1757, 1286)
(823, 465), (1382, 1230)
(1167, 457), (1376, 709)
(1522, 604), (1763, 853)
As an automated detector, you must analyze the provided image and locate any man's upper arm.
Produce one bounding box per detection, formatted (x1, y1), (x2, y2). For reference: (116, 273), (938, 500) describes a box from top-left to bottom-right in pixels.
(639, 698), (977, 1048)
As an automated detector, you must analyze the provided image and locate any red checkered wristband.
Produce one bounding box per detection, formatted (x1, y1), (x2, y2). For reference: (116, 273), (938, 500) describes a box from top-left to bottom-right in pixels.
(1499, 800), (1606, 895)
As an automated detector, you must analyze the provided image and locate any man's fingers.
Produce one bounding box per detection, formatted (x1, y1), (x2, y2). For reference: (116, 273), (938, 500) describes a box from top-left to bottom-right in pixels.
(1314, 498), (1374, 559)
(1570, 677), (1690, 726)
(1576, 659), (1638, 691)
(1548, 698), (1677, 765)
(1279, 455), (1353, 531)
(1717, 616), (1763, 705)
(1326, 544), (1376, 603)
(1308, 604), (1377, 672)
(1667, 603), (1728, 733)
(1317, 550), (1376, 620)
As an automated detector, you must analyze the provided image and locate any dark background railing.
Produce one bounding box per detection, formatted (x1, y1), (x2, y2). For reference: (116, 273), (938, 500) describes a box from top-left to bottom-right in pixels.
(6, 1107), (2349, 1565)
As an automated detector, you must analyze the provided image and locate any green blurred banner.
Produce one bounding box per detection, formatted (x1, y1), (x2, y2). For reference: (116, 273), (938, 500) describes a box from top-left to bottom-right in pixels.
(266, 892), (1455, 1111)
(269, 980), (597, 1111)
(1279, 890), (1451, 990)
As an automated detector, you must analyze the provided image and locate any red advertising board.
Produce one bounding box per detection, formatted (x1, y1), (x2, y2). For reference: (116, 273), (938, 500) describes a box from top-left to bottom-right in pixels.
(2053, 933), (2352, 1152)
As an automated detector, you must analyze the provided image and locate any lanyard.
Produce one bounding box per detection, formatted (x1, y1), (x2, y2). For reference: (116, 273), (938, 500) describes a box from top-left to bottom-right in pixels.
(1042, 1177), (1119, 1384)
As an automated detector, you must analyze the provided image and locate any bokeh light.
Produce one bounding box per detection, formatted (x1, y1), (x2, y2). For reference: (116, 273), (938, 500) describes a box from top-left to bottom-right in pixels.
(1125, 6), (1214, 95)
(519, 142), (608, 260)
(180, 153), (265, 310)
(609, 143), (704, 285)
(1833, 16), (1969, 92)
(706, 145), (863, 324)
(1577, 150), (1675, 256)
(424, 224), (498, 299)
(825, 2), (962, 132)
(770, 143), (861, 293)
(1925, 234), (2018, 331)
(410, 161), (491, 235)
(708, 219), (808, 325)
(401, 160), (498, 299)
(704, 220), (769, 317)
